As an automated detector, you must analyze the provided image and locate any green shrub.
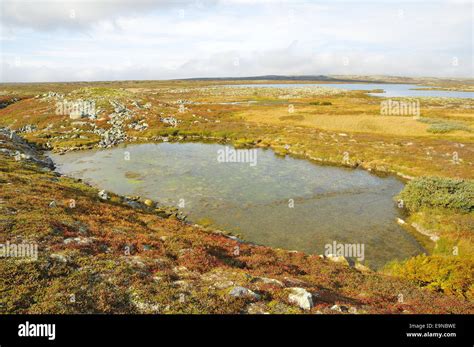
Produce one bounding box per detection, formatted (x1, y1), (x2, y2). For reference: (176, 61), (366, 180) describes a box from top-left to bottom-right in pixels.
(417, 117), (471, 134)
(397, 177), (474, 213)
(428, 123), (471, 134)
(386, 254), (474, 299)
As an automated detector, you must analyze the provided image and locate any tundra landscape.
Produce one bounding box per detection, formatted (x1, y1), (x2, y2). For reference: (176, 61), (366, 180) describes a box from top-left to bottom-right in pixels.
(0, 2), (473, 343)
(0, 76), (473, 314)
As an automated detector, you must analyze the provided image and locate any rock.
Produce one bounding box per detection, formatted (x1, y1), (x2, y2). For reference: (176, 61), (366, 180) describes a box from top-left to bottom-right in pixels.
(49, 200), (57, 208)
(128, 120), (148, 131)
(246, 302), (269, 314)
(17, 124), (37, 133)
(154, 209), (172, 218)
(98, 190), (108, 200)
(288, 287), (313, 310)
(125, 200), (143, 209)
(226, 235), (245, 243)
(131, 100), (142, 109)
(349, 307), (358, 314)
(50, 253), (69, 263)
(355, 262), (371, 272)
(173, 280), (192, 290)
(42, 91), (64, 99)
(143, 199), (154, 207)
(126, 256), (147, 269)
(411, 222), (440, 242)
(229, 286), (260, 300)
(69, 112), (83, 120)
(63, 237), (94, 245)
(130, 293), (161, 313)
(325, 254), (350, 266)
(213, 280), (235, 290)
(255, 277), (284, 287)
(160, 116), (179, 127)
(330, 304), (349, 313)
(96, 100), (132, 148)
(153, 276), (163, 283)
(283, 277), (308, 287)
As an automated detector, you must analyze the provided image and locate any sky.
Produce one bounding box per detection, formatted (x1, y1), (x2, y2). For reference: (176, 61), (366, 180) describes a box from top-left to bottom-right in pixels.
(0, 0), (472, 82)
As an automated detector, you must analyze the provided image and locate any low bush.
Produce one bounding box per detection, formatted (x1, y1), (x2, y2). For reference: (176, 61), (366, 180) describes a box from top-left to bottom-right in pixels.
(385, 255), (474, 300)
(417, 117), (471, 133)
(397, 177), (474, 213)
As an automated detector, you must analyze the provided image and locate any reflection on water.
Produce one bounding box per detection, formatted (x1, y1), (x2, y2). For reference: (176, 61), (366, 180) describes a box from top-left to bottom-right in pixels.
(51, 142), (425, 268)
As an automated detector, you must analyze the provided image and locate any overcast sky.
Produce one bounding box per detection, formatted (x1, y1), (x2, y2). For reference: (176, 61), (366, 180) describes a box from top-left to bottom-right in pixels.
(0, 0), (472, 82)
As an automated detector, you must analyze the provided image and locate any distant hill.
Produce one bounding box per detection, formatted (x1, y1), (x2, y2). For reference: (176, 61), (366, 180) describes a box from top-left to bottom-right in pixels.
(179, 75), (473, 87)
(180, 75), (386, 83)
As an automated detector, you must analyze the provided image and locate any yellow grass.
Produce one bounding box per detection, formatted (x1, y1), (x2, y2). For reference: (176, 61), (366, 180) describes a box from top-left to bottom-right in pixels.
(238, 106), (473, 138)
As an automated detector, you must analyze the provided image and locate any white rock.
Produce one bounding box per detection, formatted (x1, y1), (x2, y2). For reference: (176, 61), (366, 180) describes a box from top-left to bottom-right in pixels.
(69, 112), (83, 120)
(325, 254), (350, 266)
(288, 287), (313, 310)
(98, 190), (108, 200)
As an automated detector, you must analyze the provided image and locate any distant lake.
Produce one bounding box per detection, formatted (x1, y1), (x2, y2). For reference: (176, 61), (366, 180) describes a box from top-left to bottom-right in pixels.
(230, 83), (474, 99)
(51, 142), (425, 269)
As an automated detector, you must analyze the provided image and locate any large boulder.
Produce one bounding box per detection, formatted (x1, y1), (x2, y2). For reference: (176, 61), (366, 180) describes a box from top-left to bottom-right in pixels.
(288, 287), (313, 310)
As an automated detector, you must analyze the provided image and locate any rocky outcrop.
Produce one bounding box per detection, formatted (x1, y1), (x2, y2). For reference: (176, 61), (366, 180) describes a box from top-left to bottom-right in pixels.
(97, 101), (132, 148)
(0, 128), (54, 169)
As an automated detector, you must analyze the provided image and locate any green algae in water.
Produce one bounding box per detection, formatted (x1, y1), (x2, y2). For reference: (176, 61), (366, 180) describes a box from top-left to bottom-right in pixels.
(50, 142), (425, 269)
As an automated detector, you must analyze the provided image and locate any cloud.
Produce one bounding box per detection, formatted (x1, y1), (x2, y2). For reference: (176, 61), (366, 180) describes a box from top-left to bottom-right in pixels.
(0, 0), (180, 31)
(0, 0), (472, 82)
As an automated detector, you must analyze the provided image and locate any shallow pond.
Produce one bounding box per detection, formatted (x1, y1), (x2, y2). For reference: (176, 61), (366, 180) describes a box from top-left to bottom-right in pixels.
(51, 143), (425, 268)
(231, 83), (474, 99)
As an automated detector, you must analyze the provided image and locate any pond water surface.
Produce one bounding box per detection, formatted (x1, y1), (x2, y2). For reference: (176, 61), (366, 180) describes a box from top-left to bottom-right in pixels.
(51, 143), (425, 268)
(231, 83), (474, 99)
